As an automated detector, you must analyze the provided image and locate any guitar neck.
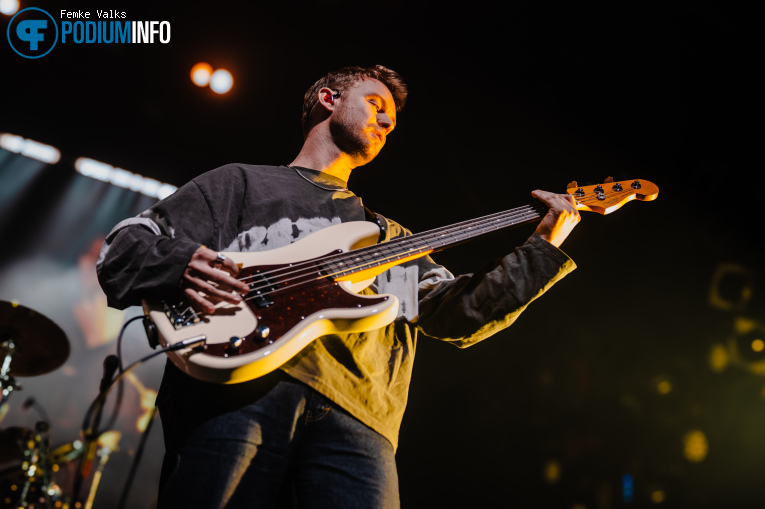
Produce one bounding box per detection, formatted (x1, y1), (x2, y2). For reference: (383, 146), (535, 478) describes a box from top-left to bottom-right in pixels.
(402, 203), (547, 254)
(325, 204), (547, 281)
(326, 177), (659, 281)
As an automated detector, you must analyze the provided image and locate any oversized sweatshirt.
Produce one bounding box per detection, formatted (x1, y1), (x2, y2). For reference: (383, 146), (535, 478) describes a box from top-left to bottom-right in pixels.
(97, 164), (576, 449)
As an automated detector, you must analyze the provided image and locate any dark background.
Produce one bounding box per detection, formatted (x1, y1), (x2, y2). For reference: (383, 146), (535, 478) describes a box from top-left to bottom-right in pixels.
(2, 1), (762, 507)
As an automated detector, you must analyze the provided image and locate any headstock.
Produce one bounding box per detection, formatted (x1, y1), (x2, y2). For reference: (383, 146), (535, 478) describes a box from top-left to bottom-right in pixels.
(566, 177), (659, 215)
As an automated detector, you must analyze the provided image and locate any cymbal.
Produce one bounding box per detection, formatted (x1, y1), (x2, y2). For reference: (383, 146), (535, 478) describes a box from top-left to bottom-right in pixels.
(0, 301), (70, 377)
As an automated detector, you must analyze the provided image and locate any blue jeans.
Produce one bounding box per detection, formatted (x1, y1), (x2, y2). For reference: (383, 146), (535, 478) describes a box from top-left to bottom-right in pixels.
(156, 368), (400, 509)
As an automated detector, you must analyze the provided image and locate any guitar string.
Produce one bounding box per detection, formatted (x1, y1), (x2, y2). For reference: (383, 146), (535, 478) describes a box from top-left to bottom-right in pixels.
(172, 185), (642, 318)
(237, 184), (638, 299)
(236, 183), (633, 293)
(235, 184), (638, 287)
(172, 186), (639, 318)
(237, 205), (547, 301)
(569, 187), (643, 205)
(241, 222), (540, 303)
(235, 204), (542, 287)
(215, 185), (639, 302)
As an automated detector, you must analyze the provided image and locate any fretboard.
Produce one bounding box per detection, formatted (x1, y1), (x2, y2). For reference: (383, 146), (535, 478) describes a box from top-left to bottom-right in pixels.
(322, 203), (547, 278)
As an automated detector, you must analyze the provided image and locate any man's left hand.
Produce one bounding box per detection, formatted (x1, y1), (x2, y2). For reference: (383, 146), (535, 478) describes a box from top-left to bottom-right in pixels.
(531, 190), (581, 248)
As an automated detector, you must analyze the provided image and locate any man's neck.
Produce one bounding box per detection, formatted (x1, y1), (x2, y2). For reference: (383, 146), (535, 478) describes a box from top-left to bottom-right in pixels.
(288, 131), (360, 185)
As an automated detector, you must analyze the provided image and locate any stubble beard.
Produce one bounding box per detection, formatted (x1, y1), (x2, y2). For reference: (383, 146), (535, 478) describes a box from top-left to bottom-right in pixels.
(329, 109), (377, 163)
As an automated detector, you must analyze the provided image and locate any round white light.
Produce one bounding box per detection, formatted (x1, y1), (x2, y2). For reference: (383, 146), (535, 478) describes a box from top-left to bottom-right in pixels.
(0, 0), (20, 15)
(190, 62), (213, 87)
(210, 69), (234, 94)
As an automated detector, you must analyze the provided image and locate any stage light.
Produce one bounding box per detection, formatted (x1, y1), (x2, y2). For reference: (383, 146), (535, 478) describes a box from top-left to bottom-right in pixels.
(210, 69), (234, 94)
(708, 343), (729, 373)
(725, 317), (765, 374)
(652, 374), (672, 394)
(75, 158), (114, 182)
(651, 490), (666, 503)
(0, 0), (19, 15)
(543, 459), (561, 484)
(0, 133), (61, 164)
(75, 157), (177, 199)
(190, 62), (213, 87)
(683, 429), (708, 462)
(97, 430), (122, 451)
(622, 473), (634, 503)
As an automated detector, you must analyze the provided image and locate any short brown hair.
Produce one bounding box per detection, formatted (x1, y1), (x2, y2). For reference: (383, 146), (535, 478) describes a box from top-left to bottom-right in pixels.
(301, 65), (408, 137)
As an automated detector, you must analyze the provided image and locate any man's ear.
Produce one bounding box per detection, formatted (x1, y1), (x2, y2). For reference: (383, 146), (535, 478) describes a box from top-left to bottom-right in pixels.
(317, 87), (337, 111)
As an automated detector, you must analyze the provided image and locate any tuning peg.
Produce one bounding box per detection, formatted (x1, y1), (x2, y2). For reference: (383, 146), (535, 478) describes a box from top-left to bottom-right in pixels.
(604, 176), (614, 183)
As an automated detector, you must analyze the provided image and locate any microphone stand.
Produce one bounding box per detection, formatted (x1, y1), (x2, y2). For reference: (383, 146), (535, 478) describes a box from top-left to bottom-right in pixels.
(71, 355), (119, 506)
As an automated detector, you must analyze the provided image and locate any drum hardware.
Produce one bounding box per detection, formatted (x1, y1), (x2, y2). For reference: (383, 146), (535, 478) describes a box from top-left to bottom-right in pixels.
(0, 423), (60, 509)
(0, 341), (21, 409)
(0, 302), (71, 508)
(0, 301), (166, 507)
(0, 301), (70, 410)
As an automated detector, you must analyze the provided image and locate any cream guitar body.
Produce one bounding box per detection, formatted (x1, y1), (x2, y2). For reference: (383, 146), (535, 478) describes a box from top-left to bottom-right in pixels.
(143, 221), (399, 384)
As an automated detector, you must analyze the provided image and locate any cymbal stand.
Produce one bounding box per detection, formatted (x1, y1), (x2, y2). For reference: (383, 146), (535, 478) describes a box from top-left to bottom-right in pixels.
(1, 339), (22, 407)
(13, 423), (53, 509)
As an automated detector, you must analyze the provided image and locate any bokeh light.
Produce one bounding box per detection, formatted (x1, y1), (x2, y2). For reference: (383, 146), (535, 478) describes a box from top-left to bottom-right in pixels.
(210, 69), (234, 94)
(709, 343), (729, 373)
(190, 62), (213, 87)
(683, 429), (708, 462)
(656, 378), (672, 395)
(543, 459), (561, 484)
(0, 0), (19, 15)
(651, 490), (666, 503)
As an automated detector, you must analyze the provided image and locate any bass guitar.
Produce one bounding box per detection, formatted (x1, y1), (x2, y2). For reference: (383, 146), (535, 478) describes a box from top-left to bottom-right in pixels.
(143, 177), (658, 383)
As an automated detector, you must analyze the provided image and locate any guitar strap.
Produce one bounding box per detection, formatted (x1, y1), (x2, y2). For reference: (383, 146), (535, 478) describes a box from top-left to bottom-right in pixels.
(363, 205), (389, 243)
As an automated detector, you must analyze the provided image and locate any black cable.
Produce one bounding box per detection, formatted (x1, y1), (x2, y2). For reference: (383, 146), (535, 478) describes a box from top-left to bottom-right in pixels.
(74, 317), (206, 505)
(117, 405), (158, 509)
(82, 336), (205, 442)
(106, 314), (144, 431)
(74, 315), (145, 506)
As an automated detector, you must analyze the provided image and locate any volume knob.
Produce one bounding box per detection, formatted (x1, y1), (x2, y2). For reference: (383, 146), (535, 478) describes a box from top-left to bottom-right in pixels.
(255, 325), (270, 341)
(226, 336), (244, 355)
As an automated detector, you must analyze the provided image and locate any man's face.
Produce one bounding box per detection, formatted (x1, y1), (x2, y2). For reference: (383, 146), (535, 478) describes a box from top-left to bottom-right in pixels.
(328, 78), (397, 165)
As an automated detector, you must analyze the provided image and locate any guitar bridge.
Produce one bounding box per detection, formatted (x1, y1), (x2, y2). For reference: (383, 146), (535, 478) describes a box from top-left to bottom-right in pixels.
(247, 270), (279, 308)
(163, 300), (202, 329)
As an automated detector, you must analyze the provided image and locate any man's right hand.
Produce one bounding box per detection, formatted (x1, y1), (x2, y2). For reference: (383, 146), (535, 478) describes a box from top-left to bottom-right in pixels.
(180, 246), (250, 314)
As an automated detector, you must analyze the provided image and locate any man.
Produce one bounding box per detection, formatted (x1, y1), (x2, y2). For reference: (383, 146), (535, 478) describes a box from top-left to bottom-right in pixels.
(97, 65), (579, 508)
